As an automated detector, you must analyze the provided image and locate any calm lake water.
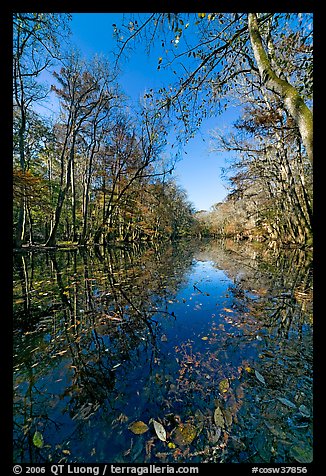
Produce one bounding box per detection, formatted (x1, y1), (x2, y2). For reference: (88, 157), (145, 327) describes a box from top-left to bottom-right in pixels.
(13, 239), (313, 464)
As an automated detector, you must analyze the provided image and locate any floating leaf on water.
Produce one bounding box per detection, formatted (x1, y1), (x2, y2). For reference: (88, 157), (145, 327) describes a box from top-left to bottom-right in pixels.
(277, 397), (296, 409)
(255, 370), (266, 385)
(201, 336), (208, 341)
(56, 349), (68, 356)
(128, 421), (149, 435)
(289, 444), (313, 463)
(299, 404), (311, 418)
(264, 421), (286, 439)
(207, 425), (221, 444)
(229, 435), (246, 451)
(253, 433), (271, 461)
(33, 431), (44, 448)
(263, 350), (275, 358)
(173, 423), (197, 446)
(213, 407), (225, 428)
(222, 408), (233, 427)
(152, 420), (167, 441)
(219, 378), (230, 393)
(194, 409), (205, 434)
(62, 449), (71, 455)
(223, 307), (234, 313)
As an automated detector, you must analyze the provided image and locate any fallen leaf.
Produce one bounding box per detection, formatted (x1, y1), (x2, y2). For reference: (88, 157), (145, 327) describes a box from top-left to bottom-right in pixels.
(289, 444), (313, 463)
(128, 421), (149, 435)
(253, 433), (271, 461)
(201, 336), (208, 341)
(152, 420), (167, 441)
(255, 370), (266, 385)
(173, 423), (197, 446)
(223, 307), (234, 313)
(194, 409), (205, 434)
(168, 442), (176, 449)
(219, 378), (230, 393)
(264, 421), (286, 439)
(222, 408), (233, 427)
(299, 404), (311, 418)
(277, 397), (296, 409)
(213, 407), (225, 428)
(207, 425), (221, 444)
(33, 431), (44, 448)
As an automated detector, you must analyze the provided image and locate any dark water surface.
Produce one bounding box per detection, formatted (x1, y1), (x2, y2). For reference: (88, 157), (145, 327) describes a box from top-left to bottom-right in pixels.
(13, 239), (313, 464)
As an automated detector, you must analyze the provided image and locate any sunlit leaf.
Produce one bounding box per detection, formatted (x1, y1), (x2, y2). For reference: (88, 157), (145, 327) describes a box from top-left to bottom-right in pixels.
(152, 420), (167, 441)
(173, 423), (197, 446)
(218, 378), (230, 393)
(255, 370), (266, 385)
(167, 442), (176, 449)
(213, 407), (225, 428)
(128, 421), (149, 435)
(33, 431), (44, 448)
(201, 336), (208, 341)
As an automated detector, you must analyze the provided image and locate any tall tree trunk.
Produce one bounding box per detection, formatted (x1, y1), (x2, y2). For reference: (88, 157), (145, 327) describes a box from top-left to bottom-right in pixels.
(248, 13), (313, 163)
(14, 60), (27, 247)
(45, 134), (75, 246)
(71, 154), (77, 242)
(80, 141), (97, 245)
(15, 197), (26, 248)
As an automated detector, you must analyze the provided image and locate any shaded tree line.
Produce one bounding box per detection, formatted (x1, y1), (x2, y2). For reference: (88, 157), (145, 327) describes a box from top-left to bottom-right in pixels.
(116, 12), (313, 247)
(13, 13), (195, 248)
(13, 13), (313, 248)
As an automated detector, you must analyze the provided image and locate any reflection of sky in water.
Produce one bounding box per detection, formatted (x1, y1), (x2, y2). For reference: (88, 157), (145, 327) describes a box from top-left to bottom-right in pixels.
(159, 260), (233, 341)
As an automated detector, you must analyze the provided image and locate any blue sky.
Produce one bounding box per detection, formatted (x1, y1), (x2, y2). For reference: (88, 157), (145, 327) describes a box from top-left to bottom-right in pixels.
(68, 13), (237, 211)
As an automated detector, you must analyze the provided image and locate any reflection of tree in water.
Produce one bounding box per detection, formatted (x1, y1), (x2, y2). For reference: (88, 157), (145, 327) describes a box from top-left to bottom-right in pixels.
(195, 239), (312, 337)
(13, 241), (197, 462)
(13, 239), (313, 463)
(189, 239), (313, 463)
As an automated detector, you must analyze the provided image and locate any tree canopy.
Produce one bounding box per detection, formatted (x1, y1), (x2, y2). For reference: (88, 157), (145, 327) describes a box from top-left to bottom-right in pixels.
(13, 12), (313, 248)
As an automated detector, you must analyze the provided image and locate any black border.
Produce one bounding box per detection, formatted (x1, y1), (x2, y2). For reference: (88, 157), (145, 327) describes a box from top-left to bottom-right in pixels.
(4, 2), (321, 475)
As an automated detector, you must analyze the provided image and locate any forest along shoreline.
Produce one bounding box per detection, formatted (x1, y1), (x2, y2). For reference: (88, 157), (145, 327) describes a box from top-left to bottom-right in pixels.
(14, 13), (312, 251)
